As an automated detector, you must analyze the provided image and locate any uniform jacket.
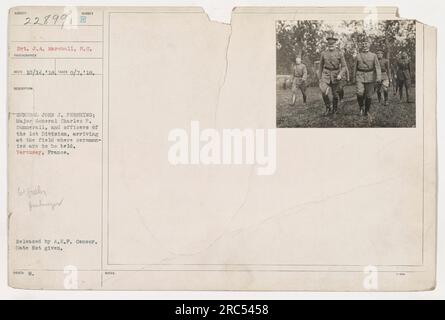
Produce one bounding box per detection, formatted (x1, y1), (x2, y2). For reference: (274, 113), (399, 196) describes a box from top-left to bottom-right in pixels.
(378, 58), (391, 81)
(319, 49), (347, 84)
(396, 58), (412, 81)
(354, 51), (382, 83)
(292, 63), (308, 85)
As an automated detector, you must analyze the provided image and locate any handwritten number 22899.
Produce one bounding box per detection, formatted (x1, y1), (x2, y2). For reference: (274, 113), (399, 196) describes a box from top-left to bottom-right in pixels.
(24, 12), (72, 28)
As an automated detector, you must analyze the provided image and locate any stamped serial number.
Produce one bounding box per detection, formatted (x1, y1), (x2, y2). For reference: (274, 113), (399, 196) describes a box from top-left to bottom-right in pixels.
(219, 304), (269, 316)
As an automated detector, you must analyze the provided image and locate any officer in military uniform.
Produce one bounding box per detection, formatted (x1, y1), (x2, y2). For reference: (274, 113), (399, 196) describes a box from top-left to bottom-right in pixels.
(290, 57), (308, 106)
(337, 50), (350, 103)
(318, 35), (347, 114)
(353, 38), (381, 116)
(395, 52), (413, 103)
(375, 49), (391, 106)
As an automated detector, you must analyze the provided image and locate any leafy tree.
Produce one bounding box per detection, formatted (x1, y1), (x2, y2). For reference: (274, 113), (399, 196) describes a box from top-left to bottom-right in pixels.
(276, 20), (416, 86)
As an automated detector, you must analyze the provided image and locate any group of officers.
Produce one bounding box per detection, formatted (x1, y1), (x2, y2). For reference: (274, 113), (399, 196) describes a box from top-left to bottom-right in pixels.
(290, 35), (413, 116)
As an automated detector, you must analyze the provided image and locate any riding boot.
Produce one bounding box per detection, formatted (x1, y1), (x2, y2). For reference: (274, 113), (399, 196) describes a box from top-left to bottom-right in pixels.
(364, 97), (372, 115)
(322, 94), (331, 114)
(332, 97), (339, 113)
(357, 95), (364, 115)
(384, 91), (388, 106)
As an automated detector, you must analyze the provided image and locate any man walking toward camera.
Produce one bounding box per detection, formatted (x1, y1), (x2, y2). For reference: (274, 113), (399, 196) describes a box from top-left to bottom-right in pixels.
(353, 38), (381, 116)
(375, 49), (391, 106)
(290, 57), (308, 106)
(318, 34), (347, 115)
(395, 52), (413, 103)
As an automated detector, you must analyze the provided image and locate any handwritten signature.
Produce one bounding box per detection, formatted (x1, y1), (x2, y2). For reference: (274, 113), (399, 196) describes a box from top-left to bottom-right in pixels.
(18, 185), (64, 212)
(29, 199), (64, 211)
(18, 185), (47, 199)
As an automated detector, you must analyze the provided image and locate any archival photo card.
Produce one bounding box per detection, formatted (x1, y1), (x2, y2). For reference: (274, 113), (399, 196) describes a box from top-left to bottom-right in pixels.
(7, 7), (436, 291)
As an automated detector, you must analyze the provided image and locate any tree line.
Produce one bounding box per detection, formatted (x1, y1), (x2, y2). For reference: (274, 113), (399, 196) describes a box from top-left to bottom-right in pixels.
(276, 20), (416, 86)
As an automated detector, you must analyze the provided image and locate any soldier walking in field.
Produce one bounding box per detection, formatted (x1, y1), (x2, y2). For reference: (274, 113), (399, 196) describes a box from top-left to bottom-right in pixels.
(395, 52), (413, 103)
(353, 38), (381, 116)
(318, 34), (347, 115)
(337, 50), (350, 104)
(290, 57), (308, 106)
(375, 49), (391, 106)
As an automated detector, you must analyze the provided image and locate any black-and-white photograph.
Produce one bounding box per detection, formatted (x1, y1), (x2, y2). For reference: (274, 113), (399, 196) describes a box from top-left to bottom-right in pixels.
(276, 20), (416, 128)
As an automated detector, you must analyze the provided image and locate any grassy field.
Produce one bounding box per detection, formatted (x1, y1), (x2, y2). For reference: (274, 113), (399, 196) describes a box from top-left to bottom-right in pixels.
(276, 84), (416, 128)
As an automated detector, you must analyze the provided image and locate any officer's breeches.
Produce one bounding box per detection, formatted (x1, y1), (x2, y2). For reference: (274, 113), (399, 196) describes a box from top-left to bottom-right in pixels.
(397, 79), (411, 99)
(319, 81), (339, 108)
(293, 80), (307, 102)
(356, 81), (375, 99)
(356, 81), (375, 113)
